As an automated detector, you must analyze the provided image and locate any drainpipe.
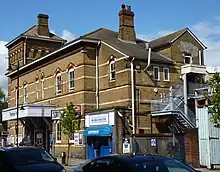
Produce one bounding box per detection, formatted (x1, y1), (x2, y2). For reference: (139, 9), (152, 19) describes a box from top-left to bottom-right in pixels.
(183, 73), (188, 115)
(144, 47), (151, 72)
(131, 57), (136, 155)
(23, 36), (27, 65)
(96, 41), (101, 109)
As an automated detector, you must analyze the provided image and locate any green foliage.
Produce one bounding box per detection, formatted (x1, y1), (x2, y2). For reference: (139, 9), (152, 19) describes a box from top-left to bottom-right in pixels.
(205, 71), (220, 128)
(60, 102), (80, 138)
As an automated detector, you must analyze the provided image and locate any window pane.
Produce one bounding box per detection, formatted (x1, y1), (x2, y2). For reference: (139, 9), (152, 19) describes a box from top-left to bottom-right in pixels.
(69, 71), (74, 89)
(185, 57), (191, 64)
(111, 71), (116, 80)
(164, 68), (169, 81)
(154, 67), (159, 80)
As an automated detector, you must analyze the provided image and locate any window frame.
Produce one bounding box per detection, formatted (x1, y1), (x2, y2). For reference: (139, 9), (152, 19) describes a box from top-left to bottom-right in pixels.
(56, 73), (62, 94)
(41, 78), (45, 99)
(109, 60), (116, 81)
(55, 121), (62, 143)
(23, 85), (28, 104)
(184, 55), (192, 64)
(153, 66), (160, 81)
(35, 80), (39, 100)
(68, 68), (75, 91)
(163, 68), (170, 81)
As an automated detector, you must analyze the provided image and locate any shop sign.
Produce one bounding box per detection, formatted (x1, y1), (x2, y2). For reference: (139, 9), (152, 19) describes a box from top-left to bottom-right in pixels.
(89, 114), (109, 126)
(51, 110), (64, 120)
(74, 133), (79, 145)
(151, 139), (157, 147)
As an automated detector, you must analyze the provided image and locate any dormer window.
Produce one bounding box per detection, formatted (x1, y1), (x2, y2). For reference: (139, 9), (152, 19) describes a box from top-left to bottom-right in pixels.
(56, 72), (62, 94)
(109, 59), (116, 81)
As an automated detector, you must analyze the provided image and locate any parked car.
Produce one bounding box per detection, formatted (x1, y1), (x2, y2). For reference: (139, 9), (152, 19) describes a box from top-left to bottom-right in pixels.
(71, 155), (200, 172)
(0, 146), (66, 172)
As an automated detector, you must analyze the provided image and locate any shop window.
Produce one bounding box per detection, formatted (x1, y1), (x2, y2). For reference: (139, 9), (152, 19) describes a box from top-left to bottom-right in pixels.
(109, 60), (116, 81)
(56, 72), (62, 94)
(23, 85), (28, 104)
(56, 122), (62, 143)
(163, 68), (170, 81)
(153, 66), (160, 80)
(68, 68), (74, 91)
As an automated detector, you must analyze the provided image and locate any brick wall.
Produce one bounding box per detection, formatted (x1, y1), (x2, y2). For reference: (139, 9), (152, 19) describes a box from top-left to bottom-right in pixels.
(184, 128), (199, 168)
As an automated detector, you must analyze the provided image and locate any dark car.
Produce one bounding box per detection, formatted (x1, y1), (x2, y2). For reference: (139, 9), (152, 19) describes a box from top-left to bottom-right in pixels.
(71, 155), (199, 172)
(0, 147), (66, 172)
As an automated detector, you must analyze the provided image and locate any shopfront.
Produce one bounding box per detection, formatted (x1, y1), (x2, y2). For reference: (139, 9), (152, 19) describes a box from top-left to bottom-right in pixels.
(84, 110), (116, 159)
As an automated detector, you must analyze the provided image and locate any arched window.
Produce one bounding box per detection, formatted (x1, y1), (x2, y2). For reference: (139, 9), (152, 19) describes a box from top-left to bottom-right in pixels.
(56, 72), (62, 94)
(68, 68), (74, 91)
(35, 79), (39, 100)
(109, 59), (116, 81)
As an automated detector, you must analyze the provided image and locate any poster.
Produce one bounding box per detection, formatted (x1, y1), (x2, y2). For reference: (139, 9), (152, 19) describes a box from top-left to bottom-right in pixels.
(74, 133), (79, 145)
(123, 138), (130, 153)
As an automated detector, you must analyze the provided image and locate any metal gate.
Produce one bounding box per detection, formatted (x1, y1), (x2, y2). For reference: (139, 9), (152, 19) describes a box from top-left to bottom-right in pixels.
(135, 136), (186, 163)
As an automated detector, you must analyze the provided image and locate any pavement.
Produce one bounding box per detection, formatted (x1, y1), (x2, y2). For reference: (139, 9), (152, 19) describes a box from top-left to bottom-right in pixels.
(57, 158), (220, 172)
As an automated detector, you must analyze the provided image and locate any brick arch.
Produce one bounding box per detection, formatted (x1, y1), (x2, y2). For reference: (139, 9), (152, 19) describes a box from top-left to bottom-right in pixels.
(54, 68), (62, 76)
(66, 63), (75, 71)
(108, 55), (116, 64)
(41, 72), (45, 80)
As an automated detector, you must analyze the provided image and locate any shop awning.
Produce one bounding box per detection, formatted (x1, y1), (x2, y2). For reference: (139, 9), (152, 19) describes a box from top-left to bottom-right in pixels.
(83, 125), (112, 136)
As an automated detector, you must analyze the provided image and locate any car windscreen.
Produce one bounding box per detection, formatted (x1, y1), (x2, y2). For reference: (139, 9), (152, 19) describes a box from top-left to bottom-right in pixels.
(6, 149), (55, 166)
(132, 159), (195, 172)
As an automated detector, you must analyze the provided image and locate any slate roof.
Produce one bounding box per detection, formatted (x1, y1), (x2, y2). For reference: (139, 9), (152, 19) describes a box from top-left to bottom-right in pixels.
(81, 28), (173, 64)
(6, 25), (65, 47)
(22, 25), (65, 41)
(149, 28), (187, 48)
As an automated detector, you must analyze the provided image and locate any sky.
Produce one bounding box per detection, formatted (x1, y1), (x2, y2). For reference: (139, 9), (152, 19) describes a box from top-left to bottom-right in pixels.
(0, 0), (220, 93)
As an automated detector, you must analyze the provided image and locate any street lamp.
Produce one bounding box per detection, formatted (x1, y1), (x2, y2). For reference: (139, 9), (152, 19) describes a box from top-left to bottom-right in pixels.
(8, 61), (25, 147)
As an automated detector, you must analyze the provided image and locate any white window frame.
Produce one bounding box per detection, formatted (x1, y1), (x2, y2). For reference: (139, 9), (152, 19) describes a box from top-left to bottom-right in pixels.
(35, 80), (39, 100)
(163, 68), (170, 81)
(153, 66), (160, 81)
(56, 73), (62, 94)
(109, 60), (116, 81)
(184, 55), (192, 64)
(56, 121), (62, 143)
(68, 68), (75, 91)
(41, 79), (45, 99)
(23, 85), (28, 104)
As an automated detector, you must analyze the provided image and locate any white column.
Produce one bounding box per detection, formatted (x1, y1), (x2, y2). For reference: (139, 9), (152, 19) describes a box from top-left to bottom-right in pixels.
(183, 73), (188, 115)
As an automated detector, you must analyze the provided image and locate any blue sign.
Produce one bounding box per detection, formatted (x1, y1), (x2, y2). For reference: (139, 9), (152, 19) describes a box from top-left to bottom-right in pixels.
(151, 139), (157, 147)
(84, 125), (112, 136)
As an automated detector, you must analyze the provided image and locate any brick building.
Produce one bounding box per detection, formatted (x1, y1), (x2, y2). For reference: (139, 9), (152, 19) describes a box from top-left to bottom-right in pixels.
(2, 4), (206, 166)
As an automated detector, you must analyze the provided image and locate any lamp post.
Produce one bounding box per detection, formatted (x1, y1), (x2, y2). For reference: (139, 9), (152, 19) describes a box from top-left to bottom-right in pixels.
(8, 61), (24, 147)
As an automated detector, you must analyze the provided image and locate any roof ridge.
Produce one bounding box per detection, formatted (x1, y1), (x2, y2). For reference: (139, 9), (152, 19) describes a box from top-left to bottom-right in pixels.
(150, 27), (187, 43)
(22, 25), (37, 35)
(80, 28), (105, 38)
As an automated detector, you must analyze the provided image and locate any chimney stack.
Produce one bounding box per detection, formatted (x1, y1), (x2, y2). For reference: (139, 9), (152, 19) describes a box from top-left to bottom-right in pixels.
(37, 13), (49, 37)
(118, 4), (136, 42)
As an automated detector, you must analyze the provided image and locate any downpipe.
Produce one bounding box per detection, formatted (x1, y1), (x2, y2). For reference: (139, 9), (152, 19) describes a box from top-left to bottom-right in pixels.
(96, 41), (101, 109)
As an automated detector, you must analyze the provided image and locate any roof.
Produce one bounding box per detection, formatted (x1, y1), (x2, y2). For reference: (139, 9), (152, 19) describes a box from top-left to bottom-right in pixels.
(0, 146), (41, 152)
(82, 28), (173, 64)
(149, 28), (207, 49)
(6, 25), (66, 47)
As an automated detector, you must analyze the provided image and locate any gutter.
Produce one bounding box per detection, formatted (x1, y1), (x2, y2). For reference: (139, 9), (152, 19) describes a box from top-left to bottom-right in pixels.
(6, 38), (99, 77)
(130, 57), (136, 154)
(144, 47), (152, 72)
(96, 41), (101, 109)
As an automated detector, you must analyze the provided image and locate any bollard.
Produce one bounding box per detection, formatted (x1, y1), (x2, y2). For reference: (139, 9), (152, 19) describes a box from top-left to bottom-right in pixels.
(61, 152), (66, 165)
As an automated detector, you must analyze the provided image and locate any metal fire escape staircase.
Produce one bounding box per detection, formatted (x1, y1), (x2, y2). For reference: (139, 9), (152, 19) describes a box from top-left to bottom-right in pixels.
(151, 84), (196, 130)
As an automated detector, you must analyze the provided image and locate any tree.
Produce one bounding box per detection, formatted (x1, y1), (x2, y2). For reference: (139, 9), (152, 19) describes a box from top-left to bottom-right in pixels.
(60, 102), (81, 165)
(0, 88), (8, 122)
(205, 71), (220, 128)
